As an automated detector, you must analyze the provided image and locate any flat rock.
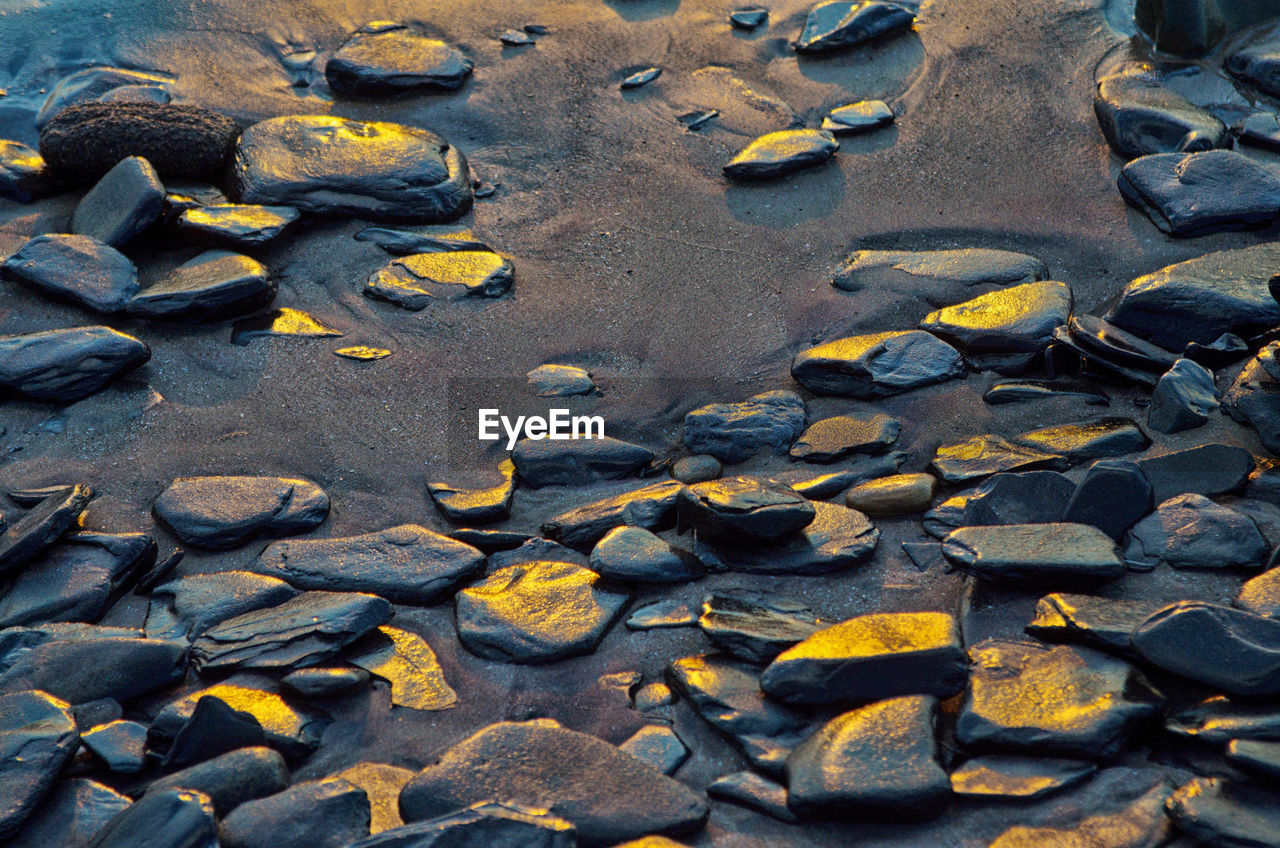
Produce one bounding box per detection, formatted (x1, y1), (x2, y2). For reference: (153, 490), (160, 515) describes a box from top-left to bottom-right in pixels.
(129, 250), (274, 320)
(231, 116), (472, 222)
(3, 234), (139, 313)
(949, 755), (1096, 800)
(0, 690), (79, 840)
(81, 719), (147, 772)
(795, 0), (916, 52)
(777, 451), (908, 498)
(789, 412), (898, 462)
(942, 523), (1125, 586)
(1149, 358), (1218, 433)
(1124, 494), (1268, 571)
(427, 460), (515, 525)
(0, 485), (93, 577)
(364, 251), (512, 306)
(697, 590), (822, 663)
(349, 802), (574, 848)
(399, 720), (709, 847)
(162, 694), (265, 768)
(69, 156), (164, 247)
(621, 67), (662, 89)
(281, 667), (369, 698)
(345, 626), (457, 711)
(1237, 566), (1280, 617)
(1013, 417), (1149, 462)
(326, 23), (472, 94)
(958, 640), (1161, 759)
(354, 226), (490, 255)
(730, 8), (769, 29)
(542, 480), (684, 550)
(150, 683), (326, 759)
(7, 778), (131, 848)
(330, 762), (415, 835)
(683, 390), (806, 463)
(785, 695), (950, 818)
(678, 476), (814, 543)
(1025, 592), (1166, 656)
(511, 437), (653, 487)
(919, 280), (1072, 372)
(987, 780), (1173, 848)
(177, 204), (298, 248)
(230, 308), (341, 344)
(1095, 66), (1230, 159)
(85, 789), (217, 848)
(845, 472), (936, 515)
(963, 471), (1074, 526)
(723, 129), (837, 179)
(833, 247), (1048, 294)
(1227, 738), (1280, 780)
(527, 364), (595, 397)
(0, 326), (149, 402)
(145, 571), (298, 640)
(36, 66), (175, 128)
(1063, 459), (1153, 540)
(219, 778), (370, 848)
(1132, 601), (1280, 695)
(760, 611), (966, 705)
(589, 526), (702, 583)
(627, 600), (698, 630)
(1054, 314), (1177, 384)
(0, 630), (185, 704)
(455, 561), (629, 663)
(146, 747), (289, 814)
(153, 475), (329, 550)
(931, 434), (1066, 484)
(822, 100), (894, 133)
(1223, 340), (1280, 454)
(1136, 444), (1253, 503)
(1119, 150), (1280, 236)
(693, 500), (879, 574)
(1166, 695), (1280, 745)
(984, 378), (1109, 405)
(619, 724), (689, 774)
(1166, 777), (1280, 848)
(0, 139), (47, 202)
(707, 771), (796, 822)
(792, 329), (966, 397)
(1230, 34), (1280, 97)
(253, 525), (484, 604)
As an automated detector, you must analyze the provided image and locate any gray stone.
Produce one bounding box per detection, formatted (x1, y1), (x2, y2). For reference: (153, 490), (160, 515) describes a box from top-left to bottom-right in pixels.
(0, 630), (186, 704)
(920, 281), (1072, 372)
(177, 204), (299, 248)
(326, 23), (472, 94)
(1025, 592), (1166, 656)
(162, 695), (266, 768)
(1229, 31), (1280, 97)
(986, 780), (1173, 848)
(1132, 601), (1280, 695)
(219, 778), (370, 848)
(792, 329), (966, 397)
(3, 234), (138, 313)
(693, 500), (879, 575)
(145, 747), (289, 815)
(1124, 494), (1268, 571)
(0, 485), (93, 577)
(707, 771), (796, 822)
(589, 526), (702, 583)
(678, 476), (814, 543)
(129, 250), (274, 321)
(542, 480), (684, 550)
(1166, 777), (1280, 848)
(1223, 341), (1280, 454)
(789, 412), (898, 462)
(1148, 358), (1219, 433)
(150, 682), (326, 759)
(153, 476), (329, 550)
(0, 690), (79, 840)
(1136, 443), (1253, 503)
(1237, 566), (1280, 617)
(36, 66), (174, 129)
(943, 523), (1125, 587)
(1166, 695), (1280, 745)
(81, 719), (147, 772)
(619, 724), (689, 774)
(1064, 459), (1153, 541)
(1095, 66), (1230, 159)
(1226, 738), (1280, 780)
(0, 326), (149, 402)
(347, 802), (574, 848)
(145, 571), (298, 640)
(345, 625), (457, 711)
(949, 755), (1096, 801)
(527, 364), (595, 397)
(963, 471), (1073, 526)
(1013, 417), (1149, 463)
(723, 129), (837, 179)
(794, 1), (916, 52)
(281, 667), (369, 699)
(427, 460), (515, 525)
(512, 437), (653, 487)
(1118, 150), (1280, 236)
(85, 789), (217, 848)
(931, 434), (1066, 484)
(683, 390), (806, 463)
(69, 156), (165, 247)
(671, 455), (721, 483)
(0, 139), (47, 202)
(833, 247), (1047, 293)
(0, 532), (154, 628)
(364, 251), (513, 306)
(697, 590), (822, 663)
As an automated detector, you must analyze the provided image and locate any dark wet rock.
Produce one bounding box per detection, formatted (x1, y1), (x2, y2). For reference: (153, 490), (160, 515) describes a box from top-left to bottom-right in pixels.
(7, 778), (131, 848)
(400, 719), (709, 847)
(622, 67), (662, 89)
(86, 788), (217, 848)
(334, 345), (392, 361)
(163, 695), (266, 768)
(542, 480), (684, 550)
(844, 472), (935, 516)
(949, 755), (1096, 800)
(920, 280), (1072, 372)
(793, 329), (966, 397)
(957, 640), (1162, 758)
(0, 631), (185, 704)
(1148, 359), (1219, 435)
(943, 523), (1124, 587)
(786, 695), (949, 819)
(73, 698), (123, 730)
(230, 308), (341, 344)
(678, 476), (814, 543)
(1055, 314), (1178, 384)
(0, 326), (150, 402)
(428, 460), (515, 525)
(355, 226), (490, 255)
(1132, 601), (1280, 695)
(365, 250), (513, 306)
(3, 234), (138, 314)
(330, 762), (413, 835)
(1094, 66), (1231, 159)
(1136, 444), (1253, 503)
(1167, 776), (1280, 848)
(0, 690), (79, 840)
(822, 100), (894, 134)
(794, 0), (916, 52)
(147, 747), (289, 815)
(931, 434), (1066, 484)
(963, 471), (1073, 526)
(589, 526), (702, 583)
(191, 591), (391, 673)
(760, 611), (966, 706)
(36, 67), (174, 129)
(619, 724), (688, 774)
(708, 771), (795, 822)
(0, 485), (93, 577)
(1238, 566), (1280, 617)
(697, 590), (822, 663)
(145, 571), (298, 640)
(0, 529), (150, 625)
(499, 29), (534, 46)
(153, 476), (329, 550)
(678, 109), (719, 131)
(351, 801), (573, 847)
(1124, 494), (1267, 571)
(1119, 150), (1280, 236)
(627, 600), (698, 630)
(1166, 695), (1280, 745)
(455, 561), (628, 663)
(1224, 341), (1280, 454)
(527, 364), (595, 397)
(81, 719), (147, 772)
(1106, 243), (1280, 350)
(1226, 739), (1280, 781)
(1026, 592), (1165, 656)
(129, 250), (274, 320)
(777, 451), (909, 498)
(511, 437), (653, 487)
(984, 378), (1109, 405)
(232, 116), (472, 222)
(219, 778), (370, 848)
(177, 204), (298, 248)
(0, 139), (48, 202)
(1013, 417), (1149, 463)
(987, 779), (1173, 848)
(694, 501), (879, 574)
(730, 7), (769, 29)
(254, 525), (483, 604)
(833, 247), (1048, 294)
(1238, 111), (1280, 151)
(281, 666), (368, 698)
(151, 682), (326, 759)
(1064, 460), (1153, 541)
(488, 538), (587, 570)
(346, 625), (457, 711)
(723, 129), (837, 180)
(683, 390), (806, 463)
(68, 156), (164, 247)
(1186, 331), (1249, 368)
(666, 654), (809, 777)
(671, 454), (722, 483)
(40, 102), (239, 182)
(1230, 34), (1280, 97)
(326, 23), (472, 95)
(789, 412), (898, 462)
(902, 540), (946, 571)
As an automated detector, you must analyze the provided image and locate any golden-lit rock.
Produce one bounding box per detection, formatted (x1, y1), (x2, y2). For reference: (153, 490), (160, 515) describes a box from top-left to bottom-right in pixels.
(987, 780), (1172, 848)
(795, 0), (916, 53)
(144, 747), (288, 815)
(723, 129), (837, 180)
(149, 682), (327, 759)
(1166, 777), (1280, 848)
(1025, 592), (1165, 656)
(949, 755), (1096, 800)
(931, 434), (1066, 484)
(334, 346), (392, 361)
(178, 204), (298, 248)
(789, 412), (899, 463)
(684, 390), (807, 463)
(694, 501), (879, 575)
(1013, 417), (1150, 462)
(427, 460), (516, 525)
(230, 308), (342, 345)
(329, 763), (414, 834)
(364, 250), (513, 308)
(129, 250), (275, 321)
(942, 523), (1125, 587)
(678, 476), (814, 543)
(1166, 695), (1280, 745)
(698, 590), (822, 663)
(1237, 565), (1280, 617)
(346, 626), (457, 711)
(844, 472), (935, 516)
(920, 280), (1073, 371)
(542, 480), (684, 550)
(792, 330), (966, 397)
(326, 23), (472, 95)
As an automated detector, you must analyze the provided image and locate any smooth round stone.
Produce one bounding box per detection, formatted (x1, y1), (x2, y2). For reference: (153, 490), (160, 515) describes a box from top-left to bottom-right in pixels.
(678, 477), (815, 543)
(723, 129), (837, 180)
(822, 100), (894, 133)
(145, 746), (289, 814)
(3, 234), (138, 314)
(129, 250), (274, 321)
(281, 667), (370, 698)
(0, 326), (149, 402)
(844, 473), (936, 516)
(326, 23), (473, 94)
(365, 251), (513, 307)
(1132, 601), (1280, 696)
(671, 455), (722, 483)
(527, 364), (595, 396)
(1094, 66), (1230, 159)
(177, 204), (299, 248)
(794, 0), (916, 53)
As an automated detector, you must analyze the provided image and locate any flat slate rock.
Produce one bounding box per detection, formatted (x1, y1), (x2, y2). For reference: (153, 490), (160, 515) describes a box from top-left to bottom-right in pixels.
(723, 129), (837, 179)
(81, 719), (147, 772)
(36, 66), (175, 128)
(282, 667), (369, 699)
(785, 695), (949, 818)
(364, 250), (513, 306)
(151, 684), (326, 759)
(0, 690), (79, 840)
(678, 476), (814, 543)
(253, 524), (484, 604)
(162, 694), (265, 768)
(1149, 358), (1218, 433)
(627, 599), (698, 630)
(792, 329), (966, 397)
(145, 570), (298, 640)
(1124, 493), (1268, 571)
(219, 778), (371, 848)
(1136, 444), (1253, 503)
(919, 280), (1073, 371)
(984, 378), (1109, 405)
(698, 590), (822, 663)
(1064, 459), (1153, 540)
(527, 364), (595, 397)
(231, 116), (472, 222)
(707, 771), (796, 822)
(542, 480), (683, 550)
(511, 436), (653, 487)
(427, 459), (515, 525)
(789, 412), (898, 462)
(191, 591), (391, 673)
(1226, 738), (1280, 780)
(153, 475), (329, 549)
(7, 778), (131, 848)
(833, 247), (1048, 293)
(1165, 695), (1280, 745)
(346, 625), (457, 711)
(760, 611), (966, 705)
(399, 719), (709, 847)
(1132, 601), (1280, 695)
(0, 139), (47, 202)
(1237, 566), (1280, 617)
(683, 390), (806, 463)
(129, 250), (274, 320)
(3, 234), (139, 313)
(1095, 66), (1230, 159)
(589, 526), (702, 583)
(931, 434), (1066, 484)
(942, 523), (1125, 587)
(957, 639), (1162, 759)
(0, 630), (186, 704)
(1025, 592), (1166, 656)
(85, 788), (217, 848)
(0, 484), (93, 577)
(986, 780), (1173, 848)
(777, 451), (908, 498)
(694, 500), (879, 575)
(822, 99), (894, 133)
(845, 472), (936, 515)
(177, 204), (299, 248)
(145, 746), (289, 814)
(326, 23), (472, 94)
(619, 724), (689, 774)
(0, 326), (149, 402)
(1224, 341), (1280, 454)
(354, 225), (491, 255)
(794, 0), (916, 52)
(69, 156), (164, 247)
(962, 470), (1074, 526)
(1230, 33), (1280, 97)
(1166, 776), (1280, 848)
(1105, 242), (1280, 349)
(455, 561), (629, 663)
(1013, 417), (1150, 462)
(230, 308), (341, 344)
(1118, 150), (1280, 236)
(949, 755), (1096, 801)
(349, 802), (574, 848)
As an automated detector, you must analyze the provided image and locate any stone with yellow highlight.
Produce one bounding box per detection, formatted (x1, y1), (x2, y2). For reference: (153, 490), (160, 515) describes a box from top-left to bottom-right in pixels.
(542, 480), (684, 550)
(365, 250), (513, 308)
(1166, 776), (1280, 848)
(722, 129), (837, 180)
(693, 501), (878, 575)
(920, 280), (1073, 372)
(149, 680), (329, 759)
(949, 755), (1096, 801)
(844, 472), (935, 516)
(427, 460), (516, 525)
(942, 523), (1125, 587)
(678, 476), (814, 543)
(346, 626), (457, 711)
(931, 434), (1067, 484)
(986, 779), (1173, 848)
(330, 763), (415, 835)
(792, 329), (966, 398)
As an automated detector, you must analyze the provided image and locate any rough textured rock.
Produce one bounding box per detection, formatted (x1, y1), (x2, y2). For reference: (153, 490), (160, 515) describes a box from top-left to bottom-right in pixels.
(1237, 566), (1280, 617)
(683, 390), (806, 463)
(844, 472), (936, 516)
(986, 779), (1173, 848)
(348, 802), (574, 848)
(145, 747), (289, 814)
(85, 789), (217, 848)
(931, 434), (1066, 484)
(723, 129), (837, 179)
(1025, 593), (1166, 656)
(81, 719), (147, 772)
(399, 720), (709, 847)
(364, 251), (513, 306)
(511, 437), (653, 486)
(153, 476), (329, 549)
(1063, 459), (1153, 540)
(963, 471), (1074, 526)
(697, 590), (822, 663)
(919, 280), (1072, 371)
(693, 501), (879, 574)
(346, 626), (457, 711)
(326, 23), (472, 94)
(231, 116), (472, 222)
(678, 476), (814, 543)
(949, 755), (1096, 800)
(789, 412), (898, 462)
(1094, 66), (1230, 159)
(1136, 444), (1253, 503)
(619, 724), (689, 774)
(3, 234), (139, 313)
(794, 0), (916, 52)
(1148, 358), (1219, 433)
(218, 778), (370, 848)
(177, 204), (299, 248)
(707, 771), (796, 822)
(1012, 417), (1149, 463)
(1223, 341), (1280, 454)
(0, 485), (93, 577)
(1132, 601), (1280, 695)
(589, 526), (702, 583)
(527, 364), (595, 397)
(68, 156), (164, 247)
(761, 611), (966, 705)
(0, 326), (149, 402)
(1166, 777), (1280, 848)
(128, 250), (274, 321)
(0, 690), (79, 840)
(145, 571), (298, 640)
(542, 481), (684, 550)
(792, 330), (966, 397)
(1118, 150), (1280, 236)
(1124, 494), (1268, 571)
(943, 523), (1125, 586)
(330, 762), (415, 835)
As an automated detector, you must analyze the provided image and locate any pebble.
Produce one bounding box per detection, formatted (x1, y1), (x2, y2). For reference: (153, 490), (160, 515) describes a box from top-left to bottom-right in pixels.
(282, 667), (370, 699)
(949, 755), (1096, 801)
(1054, 314), (1175, 384)
(723, 129), (838, 180)
(542, 480), (684, 550)
(1238, 110), (1280, 151)
(683, 389), (806, 463)
(621, 68), (662, 90)
(919, 280), (1073, 372)
(833, 247), (1048, 294)
(1094, 66), (1230, 159)
(334, 346), (391, 361)
(365, 250), (513, 306)
(355, 226), (491, 255)
(145, 746), (288, 814)
(1132, 601), (1280, 695)
(152, 475), (329, 549)
(129, 250), (275, 321)
(1148, 358), (1219, 433)
(512, 436), (653, 487)
(1166, 695), (1280, 745)
(1166, 777), (1280, 848)
(428, 461), (516, 524)
(499, 29), (535, 46)
(68, 155), (164, 247)
(697, 590), (822, 663)
(793, 329), (966, 397)
(844, 472), (936, 516)
(177, 204), (299, 247)
(84, 788), (217, 848)
(983, 378), (1109, 405)
(822, 100), (894, 133)
(694, 500), (879, 574)
(777, 451), (908, 498)
(326, 23), (473, 95)
(931, 434), (1066, 484)
(230, 308), (341, 344)
(219, 778), (371, 848)
(0, 690), (79, 840)
(1118, 150), (1280, 236)
(789, 412), (899, 462)
(527, 364), (595, 396)
(730, 8), (769, 29)
(589, 526), (702, 583)
(794, 0), (916, 52)
(1124, 493), (1268, 571)
(346, 626), (457, 711)
(678, 476), (814, 543)
(1229, 34), (1280, 97)
(3, 234), (139, 313)
(671, 454), (721, 483)
(627, 600), (698, 630)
